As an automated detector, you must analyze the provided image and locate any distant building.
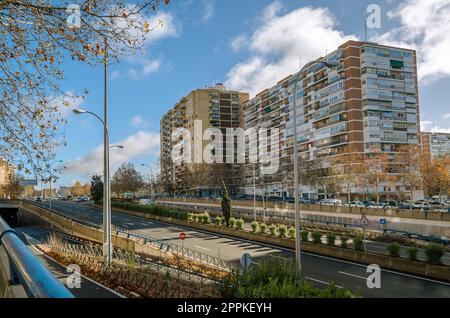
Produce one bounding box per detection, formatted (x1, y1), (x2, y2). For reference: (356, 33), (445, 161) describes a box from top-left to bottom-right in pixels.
(160, 84), (249, 196)
(420, 132), (450, 161)
(0, 158), (14, 187)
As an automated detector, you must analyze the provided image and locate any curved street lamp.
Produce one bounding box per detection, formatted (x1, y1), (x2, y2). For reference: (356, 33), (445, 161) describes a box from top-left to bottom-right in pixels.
(73, 108), (112, 266)
(292, 59), (340, 270)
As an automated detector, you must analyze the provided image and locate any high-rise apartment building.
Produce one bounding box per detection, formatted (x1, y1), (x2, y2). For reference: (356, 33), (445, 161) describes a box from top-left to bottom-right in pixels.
(420, 132), (450, 161)
(0, 158), (14, 187)
(160, 84), (249, 195)
(243, 40), (421, 201)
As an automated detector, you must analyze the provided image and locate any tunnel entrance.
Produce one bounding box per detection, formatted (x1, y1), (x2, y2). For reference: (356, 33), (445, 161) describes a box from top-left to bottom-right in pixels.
(0, 208), (18, 227)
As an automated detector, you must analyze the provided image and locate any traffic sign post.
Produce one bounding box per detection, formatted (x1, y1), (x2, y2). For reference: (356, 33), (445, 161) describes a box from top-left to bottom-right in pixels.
(240, 253), (252, 269)
(179, 232), (187, 249)
(360, 213), (369, 252)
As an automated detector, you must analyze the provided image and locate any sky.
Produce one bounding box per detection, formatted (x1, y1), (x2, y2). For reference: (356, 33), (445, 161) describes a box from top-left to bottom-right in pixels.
(54, 0), (450, 187)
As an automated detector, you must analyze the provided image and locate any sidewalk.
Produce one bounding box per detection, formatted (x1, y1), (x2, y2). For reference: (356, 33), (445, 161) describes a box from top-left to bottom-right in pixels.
(17, 227), (122, 298)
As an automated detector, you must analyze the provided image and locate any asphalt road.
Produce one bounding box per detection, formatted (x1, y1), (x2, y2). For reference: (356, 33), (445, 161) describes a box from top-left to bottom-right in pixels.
(35, 201), (450, 298)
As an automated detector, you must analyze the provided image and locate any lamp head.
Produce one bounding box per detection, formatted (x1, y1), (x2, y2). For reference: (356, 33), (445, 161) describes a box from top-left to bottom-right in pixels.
(73, 109), (87, 115)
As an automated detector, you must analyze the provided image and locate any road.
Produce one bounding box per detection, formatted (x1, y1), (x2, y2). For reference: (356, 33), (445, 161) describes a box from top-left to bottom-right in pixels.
(35, 201), (450, 297)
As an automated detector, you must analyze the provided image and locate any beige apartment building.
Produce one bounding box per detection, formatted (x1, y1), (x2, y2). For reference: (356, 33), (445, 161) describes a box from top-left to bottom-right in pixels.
(244, 40), (422, 201)
(160, 84), (249, 196)
(0, 158), (14, 187)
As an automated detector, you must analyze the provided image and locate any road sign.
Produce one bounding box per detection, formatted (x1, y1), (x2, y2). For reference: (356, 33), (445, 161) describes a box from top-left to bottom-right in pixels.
(240, 253), (252, 268)
(179, 232), (187, 241)
(19, 179), (38, 186)
(379, 218), (387, 225)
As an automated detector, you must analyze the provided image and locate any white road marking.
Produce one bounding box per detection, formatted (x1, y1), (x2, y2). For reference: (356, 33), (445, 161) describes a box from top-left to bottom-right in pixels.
(305, 277), (343, 289)
(338, 271), (367, 280)
(194, 245), (210, 251)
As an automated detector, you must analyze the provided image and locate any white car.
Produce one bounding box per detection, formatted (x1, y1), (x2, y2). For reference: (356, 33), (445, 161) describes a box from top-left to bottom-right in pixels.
(320, 199), (342, 206)
(344, 201), (366, 208)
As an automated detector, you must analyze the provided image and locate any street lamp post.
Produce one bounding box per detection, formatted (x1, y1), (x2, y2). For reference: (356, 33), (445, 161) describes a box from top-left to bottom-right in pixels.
(141, 164), (154, 197)
(292, 59), (339, 270)
(73, 108), (112, 266)
(48, 160), (63, 210)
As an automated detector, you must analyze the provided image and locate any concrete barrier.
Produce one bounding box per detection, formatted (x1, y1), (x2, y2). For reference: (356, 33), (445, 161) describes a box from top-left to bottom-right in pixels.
(20, 204), (135, 253)
(159, 198), (450, 221)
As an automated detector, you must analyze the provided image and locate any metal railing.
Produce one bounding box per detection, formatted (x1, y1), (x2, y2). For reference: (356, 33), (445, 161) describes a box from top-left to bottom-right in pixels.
(0, 216), (73, 298)
(23, 201), (234, 271)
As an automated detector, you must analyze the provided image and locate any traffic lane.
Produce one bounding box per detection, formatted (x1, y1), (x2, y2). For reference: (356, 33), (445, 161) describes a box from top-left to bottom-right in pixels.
(41, 201), (286, 263)
(38, 201), (450, 297)
(301, 252), (450, 298)
(16, 227), (122, 298)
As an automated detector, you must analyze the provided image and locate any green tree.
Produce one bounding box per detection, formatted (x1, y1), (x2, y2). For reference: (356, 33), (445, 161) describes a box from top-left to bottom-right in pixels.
(111, 163), (144, 197)
(221, 180), (231, 227)
(90, 174), (103, 203)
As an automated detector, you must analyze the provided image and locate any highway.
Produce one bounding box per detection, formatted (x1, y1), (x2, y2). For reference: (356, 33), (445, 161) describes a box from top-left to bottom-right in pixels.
(35, 201), (450, 297)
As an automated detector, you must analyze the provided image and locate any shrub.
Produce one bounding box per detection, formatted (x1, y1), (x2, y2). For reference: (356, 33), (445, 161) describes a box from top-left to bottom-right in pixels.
(278, 224), (288, 238)
(268, 224), (277, 236)
(311, 232), (322, 244)
(407, 247), (418, 261)
(425, 244), (444, 265)
(300, 231), (309, 242)
(340, 236), (349, 248)
(327, 234), (336, 246)
(387, 243), (400, 258)
(187, 213), (194, 222)
(259, 223), (267, 234)
(215, 216), (223, 226)
(219, 258), (355, 298)
(229, 217), (237, 229)
(250, 221), (259, 233)
(203, 212), (211, 224)
(235, 218), (244, 230)
(288, 227), (296, 239)
(353, 237), (364, 252)
(192, 214), (199, 223)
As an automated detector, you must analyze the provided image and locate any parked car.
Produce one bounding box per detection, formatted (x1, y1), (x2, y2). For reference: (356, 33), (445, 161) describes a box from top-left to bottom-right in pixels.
(34, 197), (42, 202)
(344, 201), (365, 208)
(319, 199), (342, 206)
(73, 197), (85, 203)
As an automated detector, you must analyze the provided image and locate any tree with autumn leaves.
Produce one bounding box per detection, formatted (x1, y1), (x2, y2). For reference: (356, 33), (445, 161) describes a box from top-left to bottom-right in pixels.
(0, 0), (170, 180)
(421, 155), (450, 202)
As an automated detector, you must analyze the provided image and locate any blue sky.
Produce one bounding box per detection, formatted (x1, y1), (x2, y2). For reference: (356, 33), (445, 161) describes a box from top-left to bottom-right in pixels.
(55, 0), (450, 186)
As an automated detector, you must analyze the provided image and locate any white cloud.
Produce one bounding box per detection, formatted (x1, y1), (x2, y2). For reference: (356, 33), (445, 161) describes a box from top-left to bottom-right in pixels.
(50, 91), (85, 119)
(113, 58), (162, 80)
(443, 113), (450, 120)
(62, 131), (160, 176)
(421, 120), (450, 133)
(131, 115), (145, 127)
(201, 0), (215, 24)
(224, 3), (356, 96)
(230, 34), (247, 52)
(372, 0), (450, 83)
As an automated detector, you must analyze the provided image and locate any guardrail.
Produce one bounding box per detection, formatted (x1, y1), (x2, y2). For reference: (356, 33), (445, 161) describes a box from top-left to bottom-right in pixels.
(0, 216), (73, 298)
(23, 201), (233, 271)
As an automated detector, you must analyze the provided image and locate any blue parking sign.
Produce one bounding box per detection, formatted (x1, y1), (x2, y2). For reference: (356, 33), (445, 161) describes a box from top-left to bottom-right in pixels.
(379, 219), (387, 225)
